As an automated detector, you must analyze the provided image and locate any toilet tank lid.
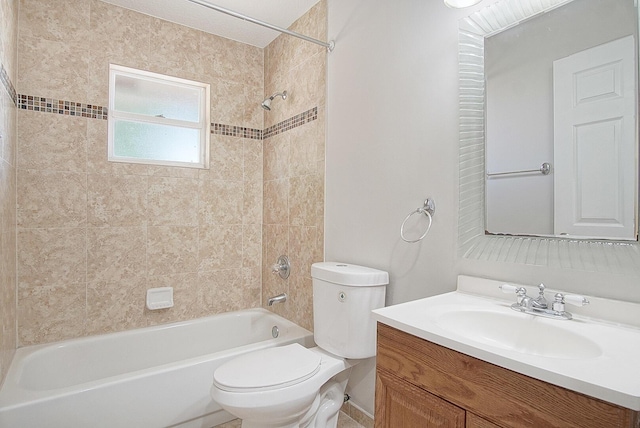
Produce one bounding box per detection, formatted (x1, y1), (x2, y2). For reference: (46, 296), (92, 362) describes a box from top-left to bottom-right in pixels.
(311, 262), (389, 286)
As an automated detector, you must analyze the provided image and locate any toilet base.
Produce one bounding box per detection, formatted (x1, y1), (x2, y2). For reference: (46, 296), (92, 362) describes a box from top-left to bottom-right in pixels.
(240, 369), (351, 428)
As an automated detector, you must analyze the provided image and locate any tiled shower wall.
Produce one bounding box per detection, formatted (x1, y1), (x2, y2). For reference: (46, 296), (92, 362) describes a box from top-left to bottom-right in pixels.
(262, 0), (327, 332)
(13, 0), (326, 347)
(0, 0), (17, 385)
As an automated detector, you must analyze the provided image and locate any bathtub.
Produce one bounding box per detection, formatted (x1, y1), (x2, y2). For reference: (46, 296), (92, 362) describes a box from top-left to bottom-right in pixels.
(0, 308), (314, 428)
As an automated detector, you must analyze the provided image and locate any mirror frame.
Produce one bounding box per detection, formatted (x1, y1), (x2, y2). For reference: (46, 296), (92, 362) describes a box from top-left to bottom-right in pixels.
(457, 0), (640, 276)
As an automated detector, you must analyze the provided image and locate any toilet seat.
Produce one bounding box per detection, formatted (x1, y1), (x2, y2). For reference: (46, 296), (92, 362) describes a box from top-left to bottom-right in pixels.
(213, 343), (322, 393)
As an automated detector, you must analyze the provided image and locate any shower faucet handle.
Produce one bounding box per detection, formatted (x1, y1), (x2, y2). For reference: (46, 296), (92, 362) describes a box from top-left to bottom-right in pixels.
(271, 255), (290, 279)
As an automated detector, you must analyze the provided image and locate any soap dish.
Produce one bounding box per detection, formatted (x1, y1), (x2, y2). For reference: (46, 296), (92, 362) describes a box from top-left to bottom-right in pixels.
(146, 287), (174, 310)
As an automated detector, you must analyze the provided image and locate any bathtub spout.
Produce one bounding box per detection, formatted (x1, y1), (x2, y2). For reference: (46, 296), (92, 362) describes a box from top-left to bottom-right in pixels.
(267, 293), (287, 306)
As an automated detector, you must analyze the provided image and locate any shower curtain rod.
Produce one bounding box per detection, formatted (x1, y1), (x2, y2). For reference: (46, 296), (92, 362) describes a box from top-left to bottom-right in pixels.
(185, 0), (335, 51)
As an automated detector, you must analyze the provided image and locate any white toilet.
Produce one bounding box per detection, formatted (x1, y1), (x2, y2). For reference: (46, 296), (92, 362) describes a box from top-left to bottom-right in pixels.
(211, 262), (388, 428)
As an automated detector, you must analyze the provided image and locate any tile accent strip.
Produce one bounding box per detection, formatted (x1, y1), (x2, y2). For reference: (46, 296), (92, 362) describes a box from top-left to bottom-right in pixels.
(0, 62), (17, 106)
(263, 107), (318, 140)
(211, 123), (263, 140)
(18, 95), (108, 119)
(15, 93), (318, 140)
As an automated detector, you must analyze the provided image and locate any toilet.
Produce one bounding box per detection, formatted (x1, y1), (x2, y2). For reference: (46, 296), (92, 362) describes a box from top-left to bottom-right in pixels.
(210, 262), (388, 428)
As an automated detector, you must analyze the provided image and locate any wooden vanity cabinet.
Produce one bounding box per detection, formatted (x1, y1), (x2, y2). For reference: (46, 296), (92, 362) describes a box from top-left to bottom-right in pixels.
(375, 324), (639, 428)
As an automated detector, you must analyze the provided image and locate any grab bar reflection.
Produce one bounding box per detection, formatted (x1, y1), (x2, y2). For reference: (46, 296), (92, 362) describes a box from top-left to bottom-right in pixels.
(486, 162), (551, 178)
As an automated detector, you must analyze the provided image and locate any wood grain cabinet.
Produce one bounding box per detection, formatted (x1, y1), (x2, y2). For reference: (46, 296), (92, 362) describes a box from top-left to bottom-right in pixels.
(375, 324), (639, 428)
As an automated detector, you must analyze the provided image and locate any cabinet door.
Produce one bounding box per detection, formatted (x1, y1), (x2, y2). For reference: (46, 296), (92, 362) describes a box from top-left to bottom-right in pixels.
(375, 369), (465, 428)
(467, 412), (502, 428)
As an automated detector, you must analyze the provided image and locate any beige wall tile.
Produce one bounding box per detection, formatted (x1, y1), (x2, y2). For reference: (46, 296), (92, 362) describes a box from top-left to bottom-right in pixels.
(89, 0), (152, 60)
(264, 133), (290, 181)
(17, 110), (87, 172)
(202, 35), (263, 88)
(0, 153), (15, 232)
(147, 176), (198, 227)
(148, 18), (204, 81)
(87, 174), (147, 227)
(18, 281), (86, 345)
(17, 36), (88, 101)
(148, 165), (200, 179)
(199, 268), (259, 314)
(86, 276), (147, 335)
(198, 224), (243, 271)
(198, 179), (243, 226)
(17, 227), (86, 288)
(203, 135), (244, 181)
(210, 78), (248, 126)
(289, 174), (322, 227)
(289, 120), (321, 178)
(87, 226), (146, 283)
(264, 179), (289, 225)
(243, 139), (263, 182)
(17, 170), (87, 228)
(147, 226), (198, 276)
(243, 224), (262, 269)
(18, 0), (90, 48)
(243, 180), (262, 226)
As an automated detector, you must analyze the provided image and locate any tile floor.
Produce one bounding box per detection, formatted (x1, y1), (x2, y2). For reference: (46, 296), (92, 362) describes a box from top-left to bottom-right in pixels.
(215, 410), (365, 428)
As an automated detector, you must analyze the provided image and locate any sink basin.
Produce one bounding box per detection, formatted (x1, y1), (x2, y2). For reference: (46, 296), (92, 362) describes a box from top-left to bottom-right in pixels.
(436, 309), (602, 359)
(371, 277), (640, 411)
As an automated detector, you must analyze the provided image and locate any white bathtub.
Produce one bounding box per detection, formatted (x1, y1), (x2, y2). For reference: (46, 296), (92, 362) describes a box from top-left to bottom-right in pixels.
(0, 308), (314, 428)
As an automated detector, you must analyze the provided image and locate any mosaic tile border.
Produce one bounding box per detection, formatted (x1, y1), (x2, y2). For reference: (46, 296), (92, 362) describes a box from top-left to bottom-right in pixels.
(0, 63), (17, 106)
(18, 95), (108, 119)
(263, 107), (318, 140)
(15, 93), (318, 140)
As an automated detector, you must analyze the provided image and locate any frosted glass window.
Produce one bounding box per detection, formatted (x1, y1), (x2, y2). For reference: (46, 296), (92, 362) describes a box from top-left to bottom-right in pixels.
(108, 64), (210, 168)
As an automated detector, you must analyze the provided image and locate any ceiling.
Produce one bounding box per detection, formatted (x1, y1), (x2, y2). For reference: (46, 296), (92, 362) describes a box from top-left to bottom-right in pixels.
(100, 0), (321, 48)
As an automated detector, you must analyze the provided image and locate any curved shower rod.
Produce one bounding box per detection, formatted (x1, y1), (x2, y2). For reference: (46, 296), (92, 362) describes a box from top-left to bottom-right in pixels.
(185, 0), (335, 52)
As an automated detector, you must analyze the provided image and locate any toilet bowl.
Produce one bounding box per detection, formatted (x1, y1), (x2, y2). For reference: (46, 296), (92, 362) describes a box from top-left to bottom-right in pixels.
(210, 262), (388, 428)
(211, 344), (353, 428)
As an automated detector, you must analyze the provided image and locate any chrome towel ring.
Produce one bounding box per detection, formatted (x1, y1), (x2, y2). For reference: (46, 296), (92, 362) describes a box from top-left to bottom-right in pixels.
(400, 198), (436, 243)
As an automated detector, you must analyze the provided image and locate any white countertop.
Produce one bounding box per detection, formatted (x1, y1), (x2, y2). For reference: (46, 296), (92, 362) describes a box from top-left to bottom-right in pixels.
(372, 276), (640, 411)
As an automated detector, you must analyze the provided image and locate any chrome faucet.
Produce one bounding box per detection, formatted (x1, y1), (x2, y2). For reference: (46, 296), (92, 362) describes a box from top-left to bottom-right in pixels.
(501, 283), (589, 320)
(518, 283), (548, 310)
(267, 293), (287, 306)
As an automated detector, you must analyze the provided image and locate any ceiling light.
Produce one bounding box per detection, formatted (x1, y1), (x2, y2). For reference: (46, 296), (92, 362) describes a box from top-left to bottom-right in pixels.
(444, 0), (483, 8)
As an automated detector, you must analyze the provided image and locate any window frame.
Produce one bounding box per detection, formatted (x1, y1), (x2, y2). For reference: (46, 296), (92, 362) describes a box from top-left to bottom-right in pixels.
(107, 64), (210, 169)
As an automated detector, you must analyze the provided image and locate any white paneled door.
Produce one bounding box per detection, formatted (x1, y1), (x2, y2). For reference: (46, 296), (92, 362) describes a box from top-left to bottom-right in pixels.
(553, 35), (637, 240)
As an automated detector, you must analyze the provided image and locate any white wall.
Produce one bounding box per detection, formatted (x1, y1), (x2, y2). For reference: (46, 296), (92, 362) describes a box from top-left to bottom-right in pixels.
(327, 0), (486, 415)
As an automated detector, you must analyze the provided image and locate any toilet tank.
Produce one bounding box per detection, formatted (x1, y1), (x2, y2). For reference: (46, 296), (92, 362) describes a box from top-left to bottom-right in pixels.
(311, 262), (388, 359)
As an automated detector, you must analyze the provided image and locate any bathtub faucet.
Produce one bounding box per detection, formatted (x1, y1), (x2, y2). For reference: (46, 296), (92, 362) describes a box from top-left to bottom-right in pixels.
(268, 293), (287, 306)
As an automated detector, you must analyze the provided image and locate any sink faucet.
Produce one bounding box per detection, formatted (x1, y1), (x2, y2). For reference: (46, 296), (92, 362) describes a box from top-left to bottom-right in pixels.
(500, 283), (589, 320)
(519, 283), (548, 310)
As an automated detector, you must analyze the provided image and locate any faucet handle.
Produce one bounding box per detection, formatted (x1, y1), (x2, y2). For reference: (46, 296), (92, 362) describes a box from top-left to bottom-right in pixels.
(564, 294), (590, 307)
(500, 284), (520, 294)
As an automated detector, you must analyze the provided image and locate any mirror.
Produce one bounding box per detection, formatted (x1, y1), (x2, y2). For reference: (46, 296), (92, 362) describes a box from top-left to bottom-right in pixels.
(457, 0), (640, 273)
(484, 0), (638, 240)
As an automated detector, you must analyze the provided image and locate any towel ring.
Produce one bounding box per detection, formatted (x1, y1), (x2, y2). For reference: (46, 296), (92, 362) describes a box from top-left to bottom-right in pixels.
(400, 199), (435, 243)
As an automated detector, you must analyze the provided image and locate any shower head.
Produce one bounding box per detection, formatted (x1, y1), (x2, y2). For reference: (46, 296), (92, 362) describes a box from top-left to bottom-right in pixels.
(261, 91), (287, 111)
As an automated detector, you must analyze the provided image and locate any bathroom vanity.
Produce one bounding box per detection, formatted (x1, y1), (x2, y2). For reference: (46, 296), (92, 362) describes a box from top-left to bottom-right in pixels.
(372, 276), (640, 428)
